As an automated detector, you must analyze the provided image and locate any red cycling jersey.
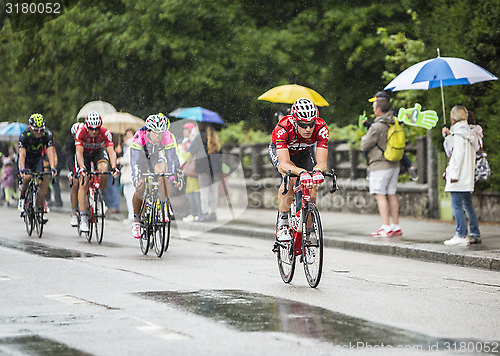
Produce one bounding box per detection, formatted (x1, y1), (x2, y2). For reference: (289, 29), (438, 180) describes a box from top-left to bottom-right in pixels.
(271, 116), (329, 155)
(75, 126), (114, 154)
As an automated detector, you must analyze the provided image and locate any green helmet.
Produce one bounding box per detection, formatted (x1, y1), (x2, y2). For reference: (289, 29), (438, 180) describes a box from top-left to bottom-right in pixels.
(29, 113), (45, 129)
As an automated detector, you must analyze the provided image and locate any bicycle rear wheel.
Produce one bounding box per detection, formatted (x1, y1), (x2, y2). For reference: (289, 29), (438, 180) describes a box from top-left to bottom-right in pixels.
(33, 186), (44, 238)
(152, 197), (165, 257)
(163, 200), (171, 252)
(302, 203), (323, 288)
(275, 213), (296, 283)
(24, 187), (34, 236)
(93, 189), (105, 244)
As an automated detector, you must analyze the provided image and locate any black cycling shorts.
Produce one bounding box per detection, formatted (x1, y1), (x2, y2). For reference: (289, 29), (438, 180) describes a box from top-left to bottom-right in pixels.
(268, 142), (316, 174)
(80, 149), (109, 171)
(25, 155), (46, 173)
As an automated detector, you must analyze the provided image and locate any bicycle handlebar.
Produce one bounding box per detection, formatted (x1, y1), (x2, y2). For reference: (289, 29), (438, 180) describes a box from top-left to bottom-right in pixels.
(140, 172), (176, 177)
(79, 170), (115, 184)
(140, 170), (185, 191)
(282, 169), (338, 195)
(19, 170), (55, 183)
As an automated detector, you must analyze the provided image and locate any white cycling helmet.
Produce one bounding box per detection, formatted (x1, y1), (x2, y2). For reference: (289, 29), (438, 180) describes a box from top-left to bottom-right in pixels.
(146, 114), (167, 133)
(291, 97), (318, 122)
(85, 111), (102, 129)
(71, 122), (84, 135)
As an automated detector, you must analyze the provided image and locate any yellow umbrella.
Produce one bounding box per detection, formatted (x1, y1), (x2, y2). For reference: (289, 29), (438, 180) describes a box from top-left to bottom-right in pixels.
(101, 112), (145, 134)
(258, 84), (329, 106)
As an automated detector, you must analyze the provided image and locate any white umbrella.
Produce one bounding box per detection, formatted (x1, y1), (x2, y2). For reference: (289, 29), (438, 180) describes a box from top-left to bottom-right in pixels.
(77, 100), (117, 119)
(101, 112), (145, 134)
(384, 50), (497, 123)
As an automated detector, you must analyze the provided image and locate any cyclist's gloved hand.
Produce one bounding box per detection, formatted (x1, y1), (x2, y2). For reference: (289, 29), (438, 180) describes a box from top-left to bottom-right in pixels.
(299, 171), (313, 186)
(111, 167), (120, 178)
(168, 175), (176, 184)
(51, 168), (58, 178)
(78, 167), (87, 177)
(67, 171), (74, 181)
(312, 170), (324, 185)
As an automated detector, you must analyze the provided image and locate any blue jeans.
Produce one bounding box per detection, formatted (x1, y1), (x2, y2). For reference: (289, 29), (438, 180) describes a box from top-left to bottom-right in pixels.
(450, 192), (480, 238)
(104, 177), (120, 211)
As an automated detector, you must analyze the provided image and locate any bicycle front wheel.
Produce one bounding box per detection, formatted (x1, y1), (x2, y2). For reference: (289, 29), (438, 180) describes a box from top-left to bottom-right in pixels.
(152, 197), (165, 258)
(93, 189), (105, 244)
(302, 203), (323, 288)
(163, 200), (171, 252)
(139, 199), (150, 255)
(24, 187), (34, 236)
(276, 213), (296, 283)
(34, 186), (44, 238)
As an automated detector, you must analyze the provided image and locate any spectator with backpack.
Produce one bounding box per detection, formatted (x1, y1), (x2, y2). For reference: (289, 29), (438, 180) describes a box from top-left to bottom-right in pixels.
(360, 91), (403, 237)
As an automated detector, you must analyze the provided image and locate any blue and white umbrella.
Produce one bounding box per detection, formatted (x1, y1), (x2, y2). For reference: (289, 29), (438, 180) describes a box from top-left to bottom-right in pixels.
(0, 122), (28, 141)
(385, 53), (497, 123)
(169, 107), (224, 125)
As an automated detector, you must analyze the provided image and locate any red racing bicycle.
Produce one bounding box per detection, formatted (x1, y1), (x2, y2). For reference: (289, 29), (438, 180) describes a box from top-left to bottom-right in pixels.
(273, 169), (338, 288)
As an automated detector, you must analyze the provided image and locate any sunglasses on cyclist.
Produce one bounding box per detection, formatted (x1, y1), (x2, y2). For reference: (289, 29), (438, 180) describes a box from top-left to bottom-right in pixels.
(32, 127), (44, 132)
(88, 127), (100, 131)
(296, 120), (316, 129)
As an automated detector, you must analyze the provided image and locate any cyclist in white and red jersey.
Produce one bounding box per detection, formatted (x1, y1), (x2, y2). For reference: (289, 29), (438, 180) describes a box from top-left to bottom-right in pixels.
(129, 113), (181, 239)
(268, 97), (329, 242)
(75, 111), (119, 232)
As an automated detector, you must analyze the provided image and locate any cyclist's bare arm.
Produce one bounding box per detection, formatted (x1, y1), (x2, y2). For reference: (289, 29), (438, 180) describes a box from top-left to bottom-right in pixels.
(313, 147), (328, 172)
(18, 148), (26, 173)
(276, 148), (304, 177)
(75, 145), (85, 173)
(46, 146), (57, 171)
(106, 145), (118, 172)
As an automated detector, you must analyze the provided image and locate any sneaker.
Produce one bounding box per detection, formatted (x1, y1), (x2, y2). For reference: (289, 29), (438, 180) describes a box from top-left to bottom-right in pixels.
(70, 214), (78, 227)
(444, 235), (468, 246)
(132, 222), (141, 239)
(42, 214), (48, 224)
(80, 215), (89, 232)
(388, 228), (402, 237)
(44, 202), (50, 213)
(18, 198), (25, 214)
(370, 227), (392, 237)
(276, 226), (292, 242)
(468, 236), (482, 245)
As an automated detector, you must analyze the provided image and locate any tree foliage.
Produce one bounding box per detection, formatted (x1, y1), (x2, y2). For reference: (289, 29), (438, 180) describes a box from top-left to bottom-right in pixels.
(1, 0), (499, 188)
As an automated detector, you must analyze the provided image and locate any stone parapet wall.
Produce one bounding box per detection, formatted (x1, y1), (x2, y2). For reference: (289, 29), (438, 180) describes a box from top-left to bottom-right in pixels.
(235, 178), (500, 223)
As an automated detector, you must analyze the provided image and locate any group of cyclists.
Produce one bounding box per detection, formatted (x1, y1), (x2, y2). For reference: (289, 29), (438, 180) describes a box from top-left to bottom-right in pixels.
(16, 97), (329, 243)
(17, 111), (181, 239)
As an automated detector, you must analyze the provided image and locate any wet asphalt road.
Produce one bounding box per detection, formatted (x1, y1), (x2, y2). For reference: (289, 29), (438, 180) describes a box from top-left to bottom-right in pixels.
(0, 206), (499, 355)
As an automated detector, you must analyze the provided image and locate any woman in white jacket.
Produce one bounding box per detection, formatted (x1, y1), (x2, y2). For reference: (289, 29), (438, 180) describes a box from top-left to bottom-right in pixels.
(442, 105), (481, 245)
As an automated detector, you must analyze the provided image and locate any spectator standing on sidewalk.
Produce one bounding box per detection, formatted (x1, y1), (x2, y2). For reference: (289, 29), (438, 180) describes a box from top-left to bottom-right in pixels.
(179, 123), (202, 222)
(188, 123), (222, 222)
(1, 157), (18, 206)
(118, 129), (135, 222)
(442, 105), (481, 245)
(360, 91), (402, 237)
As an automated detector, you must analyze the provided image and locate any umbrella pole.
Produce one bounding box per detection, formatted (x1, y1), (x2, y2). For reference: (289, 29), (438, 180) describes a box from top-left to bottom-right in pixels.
(440, 80), (446, 125)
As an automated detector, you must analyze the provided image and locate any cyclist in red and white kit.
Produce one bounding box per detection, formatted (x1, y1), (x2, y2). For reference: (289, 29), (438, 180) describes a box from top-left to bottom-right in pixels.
(268, 97), (329, 242)
(75, 112), (119, 232)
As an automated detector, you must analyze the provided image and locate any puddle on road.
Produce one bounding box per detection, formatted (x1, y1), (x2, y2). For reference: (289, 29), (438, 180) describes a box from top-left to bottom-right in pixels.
(0, 335), (90, 355)
(137, 289), (440, 348)
(0, 237), (101, 259)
